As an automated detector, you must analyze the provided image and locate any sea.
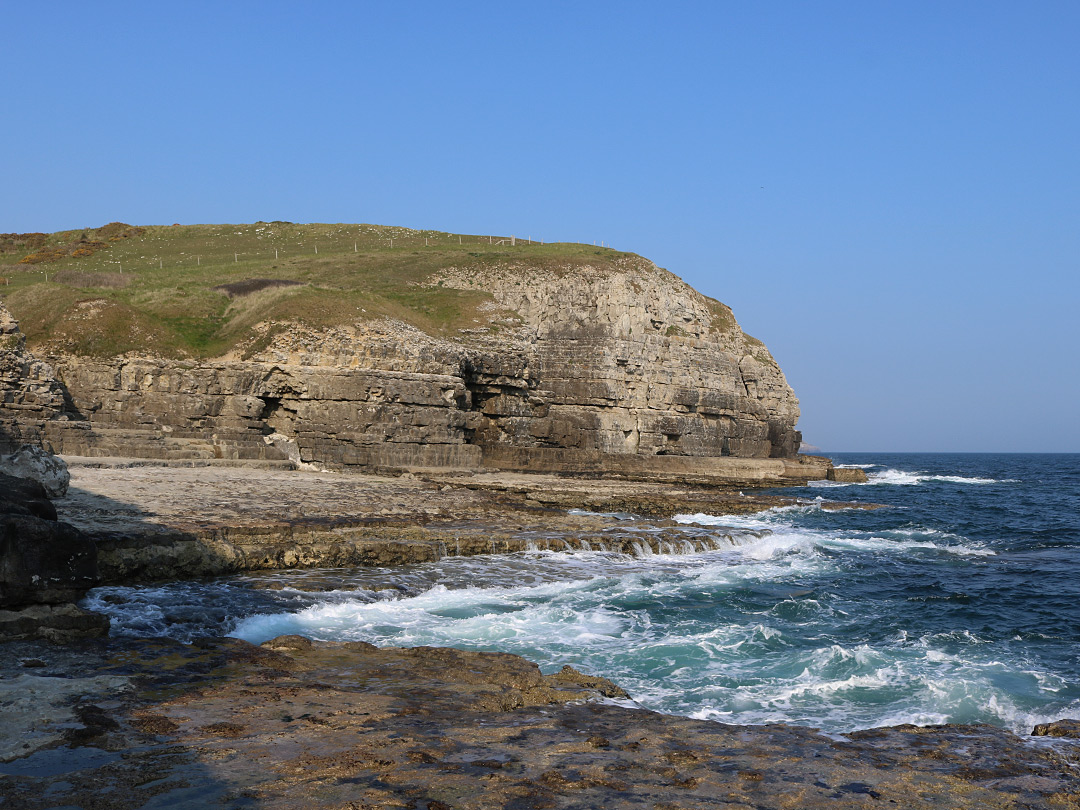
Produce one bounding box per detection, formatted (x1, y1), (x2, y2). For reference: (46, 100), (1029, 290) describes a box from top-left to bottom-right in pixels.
(83, 453), (1080, 737)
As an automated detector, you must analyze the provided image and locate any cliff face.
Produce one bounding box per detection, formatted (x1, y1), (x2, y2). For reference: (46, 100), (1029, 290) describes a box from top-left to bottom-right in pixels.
(427, 257), (800, 460)
(0, 304), (108, 641)
(27, 257), (801, 474)
(0, 303), (66, 452)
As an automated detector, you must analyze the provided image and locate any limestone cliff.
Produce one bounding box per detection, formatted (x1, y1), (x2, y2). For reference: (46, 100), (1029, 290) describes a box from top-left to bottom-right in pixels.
(1, 304), (108, 641)
(9, 256), (805, 479)
(423, 256), (801, 460)
(0, 303), (66, 452)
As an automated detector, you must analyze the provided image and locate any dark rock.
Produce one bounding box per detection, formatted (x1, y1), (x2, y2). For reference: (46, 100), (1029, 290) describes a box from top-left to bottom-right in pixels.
(262, 634), (314, 651)
(1032, 718), (1080, 738)
(0, 473), (107, 642)
(1, 636), (1078, 809)
(0, 602), (109, 642)
(549, 663), (630, 698)
(0, 471), (57, 521)
(0, 512), (98, 607)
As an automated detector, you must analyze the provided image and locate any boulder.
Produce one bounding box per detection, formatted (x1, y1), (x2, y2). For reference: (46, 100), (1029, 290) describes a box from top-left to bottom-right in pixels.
(0, 471), (107, 641)
(0, 602), (109, 643)
(0, 444), (71, 497)
(827, 466), (868, 483)
(0, 510), (99, 607)
(0, 471), (58, 521)
(1032, 719), (1080, 739)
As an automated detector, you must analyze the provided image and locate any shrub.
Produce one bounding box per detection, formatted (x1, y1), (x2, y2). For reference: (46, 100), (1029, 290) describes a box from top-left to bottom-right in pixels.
(0, 233), (48, 254)
(18, 238), (109, 264)
(52, 270), (132, 289)
(19, 248), (68, 264)
(213, 278), (303, 298)
(96, 222), (144, 240)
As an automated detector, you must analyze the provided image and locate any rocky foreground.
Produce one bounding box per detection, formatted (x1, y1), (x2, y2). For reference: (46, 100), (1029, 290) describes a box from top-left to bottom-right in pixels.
(2, 634), (1079, 809)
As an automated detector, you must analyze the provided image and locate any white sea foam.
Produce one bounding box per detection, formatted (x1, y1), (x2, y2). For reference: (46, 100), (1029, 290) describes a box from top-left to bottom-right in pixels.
(675, 638), (1080, 736)
(924, 474), (1010, 484)
(88, 456), (1076, 739)
(864, 469), (1012, 486)
(806, 467), (1015, 487)
(867, 468), (925, 485)
(674, 510), (994, 558)
(234, 544), (1048, 732)
(675, 506), (819, 531)
(90, 534), (1078, 738)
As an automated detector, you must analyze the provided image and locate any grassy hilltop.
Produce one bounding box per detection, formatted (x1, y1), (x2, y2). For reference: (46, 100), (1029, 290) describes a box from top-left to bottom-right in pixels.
(0, 222), (633, 359)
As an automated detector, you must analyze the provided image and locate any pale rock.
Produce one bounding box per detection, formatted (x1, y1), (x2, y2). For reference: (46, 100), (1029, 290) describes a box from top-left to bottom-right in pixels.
(0, 444), (71, 497)
(9, 261), (810, 479)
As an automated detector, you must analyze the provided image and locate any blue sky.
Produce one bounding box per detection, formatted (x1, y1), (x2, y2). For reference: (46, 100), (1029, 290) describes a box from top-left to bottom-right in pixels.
(3, 2), (1077, 451)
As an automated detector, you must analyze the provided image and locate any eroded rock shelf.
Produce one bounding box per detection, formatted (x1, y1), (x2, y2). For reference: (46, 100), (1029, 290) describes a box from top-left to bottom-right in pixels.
(2, 635), (1078, 809)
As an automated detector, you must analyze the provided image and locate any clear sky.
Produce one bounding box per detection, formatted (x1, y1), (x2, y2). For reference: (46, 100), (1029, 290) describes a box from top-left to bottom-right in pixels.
(3, 2), (1077, 451)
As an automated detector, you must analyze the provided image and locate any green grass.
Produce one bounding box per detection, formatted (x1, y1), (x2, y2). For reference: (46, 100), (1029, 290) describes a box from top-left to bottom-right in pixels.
(0, 222), (635, 358)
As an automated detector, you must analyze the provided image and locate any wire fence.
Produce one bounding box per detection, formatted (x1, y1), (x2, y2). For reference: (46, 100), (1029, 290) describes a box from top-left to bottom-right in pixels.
(1, 230), (620, 285)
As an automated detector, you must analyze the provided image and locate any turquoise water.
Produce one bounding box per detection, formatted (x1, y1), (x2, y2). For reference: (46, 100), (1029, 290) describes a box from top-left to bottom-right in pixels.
(85, 453), (1080, 735)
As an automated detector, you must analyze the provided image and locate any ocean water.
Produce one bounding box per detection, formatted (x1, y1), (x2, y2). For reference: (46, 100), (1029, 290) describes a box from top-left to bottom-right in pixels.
(83, 453), (1080, 736)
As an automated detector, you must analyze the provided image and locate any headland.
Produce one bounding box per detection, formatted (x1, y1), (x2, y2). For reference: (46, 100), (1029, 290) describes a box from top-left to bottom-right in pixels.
(2, 224), (1076, 808)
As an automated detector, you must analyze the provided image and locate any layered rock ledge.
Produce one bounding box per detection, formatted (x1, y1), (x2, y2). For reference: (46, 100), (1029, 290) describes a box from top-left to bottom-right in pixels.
(2, 635), (1078, 809)
(56, 457), (875, 585)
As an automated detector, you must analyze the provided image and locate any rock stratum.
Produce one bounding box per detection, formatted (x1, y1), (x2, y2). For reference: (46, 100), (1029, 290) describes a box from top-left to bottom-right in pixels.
(0, 303), (66, 454)
(2, 635), (1079, 809)
(4, 253), (808, 480)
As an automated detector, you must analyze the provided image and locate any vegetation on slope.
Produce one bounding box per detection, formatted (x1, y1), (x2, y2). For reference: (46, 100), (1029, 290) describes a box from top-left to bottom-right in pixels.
(0, 223), (632, 359)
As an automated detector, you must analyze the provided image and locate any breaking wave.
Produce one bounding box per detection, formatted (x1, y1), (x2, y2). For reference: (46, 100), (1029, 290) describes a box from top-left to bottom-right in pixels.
(84, 453), (1080, 736)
